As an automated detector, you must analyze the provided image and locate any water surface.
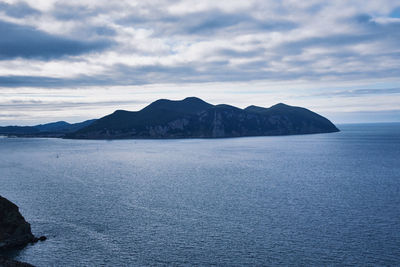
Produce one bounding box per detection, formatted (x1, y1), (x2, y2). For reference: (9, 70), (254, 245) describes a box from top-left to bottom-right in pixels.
(1, 123), (399, 266)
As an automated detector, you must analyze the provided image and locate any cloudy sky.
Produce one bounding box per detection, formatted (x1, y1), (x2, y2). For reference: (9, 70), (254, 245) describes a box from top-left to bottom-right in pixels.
(1, 0), (400, 125)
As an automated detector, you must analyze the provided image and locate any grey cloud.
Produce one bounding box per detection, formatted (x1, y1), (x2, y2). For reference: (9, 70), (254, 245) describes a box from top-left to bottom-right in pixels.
(181, 10), (252, 34)
(354, 13), (400, 35)
(178, 10), (297, 35)
(0, 1), (40, 18)
(217, 48), (266, 58)
(49, 3), (117, 38)
(0, 113), (25, 118)
(0, 20), (113, 60)
(0, 75), (114, 88)
(313, 88), (400, 98)
(277, 34), (371, 56)
(278, 13), (400, 56)
(1, 60), (400, 88)
(0, 100), (147, 110)
(339, 88), (400, 96)
(94, 26), (117, 36)
(233, 60), (270, 71)
(1, 2), (400, 88)
(51, 3), (99, 21)
(118, 9), (297, 36)
(0, 75), (63, 87)
(11, 99), (42, 104)
(103, 58), (400, 84)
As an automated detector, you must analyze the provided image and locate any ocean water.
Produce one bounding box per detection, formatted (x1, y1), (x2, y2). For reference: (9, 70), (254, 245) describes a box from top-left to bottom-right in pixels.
(1, 123), (399, 266)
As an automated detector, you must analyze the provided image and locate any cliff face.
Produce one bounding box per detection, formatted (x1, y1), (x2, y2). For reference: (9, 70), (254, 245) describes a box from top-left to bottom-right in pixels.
(0, 196), (34, 250)
(68, 97), (339, 139)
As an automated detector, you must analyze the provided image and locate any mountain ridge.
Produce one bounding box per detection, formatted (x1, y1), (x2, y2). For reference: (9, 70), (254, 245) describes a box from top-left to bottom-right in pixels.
(0, 119), (96, 137)
(67, 97), (339, 139)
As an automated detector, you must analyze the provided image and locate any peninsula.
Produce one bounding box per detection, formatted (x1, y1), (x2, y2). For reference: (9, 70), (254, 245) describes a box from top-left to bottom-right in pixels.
(68, 97), (339, 139)
(0, 97), (339, 139)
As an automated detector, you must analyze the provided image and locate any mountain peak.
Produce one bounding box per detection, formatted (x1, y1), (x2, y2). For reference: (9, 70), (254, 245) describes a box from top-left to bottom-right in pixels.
(142, 97), (213, 114)
(246, 103), (292, 113)
(270, 103), (291, 108)
(244, 105), (265, 113)
(183, 96), (204, 102)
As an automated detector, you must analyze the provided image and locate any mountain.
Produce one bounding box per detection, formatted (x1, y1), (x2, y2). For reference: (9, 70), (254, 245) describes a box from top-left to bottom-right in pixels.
(67, 97), (339, 139)
(0, 119), (96, 137)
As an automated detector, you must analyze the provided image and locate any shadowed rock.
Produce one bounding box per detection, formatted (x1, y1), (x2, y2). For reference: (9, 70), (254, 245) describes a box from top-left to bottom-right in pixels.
(0, 196), (34, 250)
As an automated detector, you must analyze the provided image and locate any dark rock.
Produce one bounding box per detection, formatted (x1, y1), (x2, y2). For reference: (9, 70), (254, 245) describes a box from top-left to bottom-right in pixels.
(38, 236), (46, 242)
(0, 196), (34, 250)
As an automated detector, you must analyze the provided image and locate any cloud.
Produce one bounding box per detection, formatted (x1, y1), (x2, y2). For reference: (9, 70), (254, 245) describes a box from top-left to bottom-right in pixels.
(175, 10), (296, 35)
(0, 75), (63, 87)
(0, 0), (400, 124)
(313, 88), (400, 97)
(118, 8), (297, 36)
(0, 74), (112, 88)
(181, 10), (250, 34)
(0, 99), (147, 110)
(1, 1), (399, 83)
(277, 15), (400, 55)
(51, 3), (98, 21)
(0, 1), (40, 18)
(0, 20), (113, 60)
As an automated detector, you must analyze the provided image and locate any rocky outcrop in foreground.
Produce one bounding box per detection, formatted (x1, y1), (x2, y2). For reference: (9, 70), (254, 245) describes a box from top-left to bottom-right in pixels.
(0, 196), (46, 267)
(0, 196), (35, 250)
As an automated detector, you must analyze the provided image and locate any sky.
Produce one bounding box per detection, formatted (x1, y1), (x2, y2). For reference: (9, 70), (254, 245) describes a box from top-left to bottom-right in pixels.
(1, 0), (400, 125)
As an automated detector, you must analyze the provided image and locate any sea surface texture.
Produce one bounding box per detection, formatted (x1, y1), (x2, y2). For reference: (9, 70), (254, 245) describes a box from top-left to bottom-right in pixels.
(1, 123), (399, 266)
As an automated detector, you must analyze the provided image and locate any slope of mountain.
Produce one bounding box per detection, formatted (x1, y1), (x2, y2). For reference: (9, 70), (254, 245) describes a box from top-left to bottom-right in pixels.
(0, 119), (96, 137)
(67, 97), (339, 139)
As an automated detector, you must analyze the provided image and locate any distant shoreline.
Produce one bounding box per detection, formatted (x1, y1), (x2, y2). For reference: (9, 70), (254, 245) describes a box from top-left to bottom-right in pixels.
(0, 130), (342, 140)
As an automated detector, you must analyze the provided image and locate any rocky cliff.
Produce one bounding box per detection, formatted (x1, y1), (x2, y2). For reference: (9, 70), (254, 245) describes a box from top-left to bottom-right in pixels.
(0, 196), (34, 250)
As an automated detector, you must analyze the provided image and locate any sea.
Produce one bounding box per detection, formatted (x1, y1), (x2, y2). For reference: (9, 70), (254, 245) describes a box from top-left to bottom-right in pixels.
(1, 123), (399, 266)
